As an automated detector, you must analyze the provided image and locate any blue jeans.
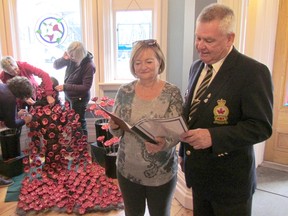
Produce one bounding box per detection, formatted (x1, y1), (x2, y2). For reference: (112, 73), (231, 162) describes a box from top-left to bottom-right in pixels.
(67, 96), (90, 135)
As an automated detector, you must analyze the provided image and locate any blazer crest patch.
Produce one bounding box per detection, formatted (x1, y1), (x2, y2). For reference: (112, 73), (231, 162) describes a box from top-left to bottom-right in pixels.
(213, 99), (229, 124)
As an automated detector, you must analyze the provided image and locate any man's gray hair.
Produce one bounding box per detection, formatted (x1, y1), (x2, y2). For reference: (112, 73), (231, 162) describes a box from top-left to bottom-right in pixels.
(197, 3), (236, 34)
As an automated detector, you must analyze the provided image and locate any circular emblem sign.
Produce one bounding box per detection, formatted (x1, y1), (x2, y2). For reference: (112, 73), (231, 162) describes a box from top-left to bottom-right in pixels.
(35, 16), (67, 46)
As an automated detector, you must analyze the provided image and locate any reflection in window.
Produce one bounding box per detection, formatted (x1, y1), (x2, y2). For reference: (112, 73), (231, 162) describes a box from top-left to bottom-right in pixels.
(16, 0), (82, 101)
(114, 10), (152, 80)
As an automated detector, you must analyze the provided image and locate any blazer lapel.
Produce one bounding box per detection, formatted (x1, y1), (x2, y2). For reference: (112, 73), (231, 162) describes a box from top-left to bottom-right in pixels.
(188, 48), (239, 126)
(204, 48), (238, 102)
(184, 62), (205, 119)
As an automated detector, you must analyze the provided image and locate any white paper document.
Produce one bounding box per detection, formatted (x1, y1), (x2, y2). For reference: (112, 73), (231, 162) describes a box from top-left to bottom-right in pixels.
(98, 105), (188, 144)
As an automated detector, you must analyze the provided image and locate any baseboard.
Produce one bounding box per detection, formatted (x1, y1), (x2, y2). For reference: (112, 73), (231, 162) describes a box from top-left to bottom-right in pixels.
(260, 161), (288, 172)
(174, 165), (193, 210)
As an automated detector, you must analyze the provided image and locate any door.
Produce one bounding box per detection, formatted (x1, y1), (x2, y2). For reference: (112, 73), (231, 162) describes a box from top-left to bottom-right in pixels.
(264, 0), (288, 165)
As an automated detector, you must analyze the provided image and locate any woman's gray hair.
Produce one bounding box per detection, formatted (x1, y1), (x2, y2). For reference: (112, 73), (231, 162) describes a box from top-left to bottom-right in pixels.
(197, 3), (235, 35)
(1, 56), (17, 72)
(67, 41), (87, 65)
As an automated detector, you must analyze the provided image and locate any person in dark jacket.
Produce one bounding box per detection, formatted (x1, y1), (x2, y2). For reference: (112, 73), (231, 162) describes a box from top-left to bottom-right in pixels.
(179, 3), (273, 216)
(53, 41), (96, 135)
(0, 76), (33, 128)
(0, 76), (33, 187)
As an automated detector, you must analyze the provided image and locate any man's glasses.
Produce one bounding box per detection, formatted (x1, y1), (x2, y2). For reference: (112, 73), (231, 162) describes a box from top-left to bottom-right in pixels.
(132, 39), (157, 47)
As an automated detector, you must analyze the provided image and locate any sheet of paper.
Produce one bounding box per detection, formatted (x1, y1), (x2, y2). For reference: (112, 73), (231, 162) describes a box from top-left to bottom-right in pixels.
(134, 116), (188, 141)
(98, 105), (188, 144)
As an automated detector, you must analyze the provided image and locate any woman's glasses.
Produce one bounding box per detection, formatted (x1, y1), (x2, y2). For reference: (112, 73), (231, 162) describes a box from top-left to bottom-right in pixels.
(132, 39), (157, 47)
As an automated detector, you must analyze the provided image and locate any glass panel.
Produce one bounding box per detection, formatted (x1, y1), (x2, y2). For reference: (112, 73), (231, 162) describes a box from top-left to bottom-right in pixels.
(115, 10), (152, 80)
(16, 0), (82, 101)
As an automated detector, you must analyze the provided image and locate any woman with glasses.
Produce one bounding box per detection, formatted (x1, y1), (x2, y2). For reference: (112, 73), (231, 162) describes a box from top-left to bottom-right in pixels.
(109, 39), (183, 216)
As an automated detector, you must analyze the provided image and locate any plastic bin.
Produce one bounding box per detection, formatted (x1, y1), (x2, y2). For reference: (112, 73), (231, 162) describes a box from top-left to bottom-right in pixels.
(0, 128), (21, 161)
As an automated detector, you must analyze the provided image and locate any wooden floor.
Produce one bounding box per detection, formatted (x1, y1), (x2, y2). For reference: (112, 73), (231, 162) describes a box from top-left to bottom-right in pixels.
(0, 186), (193, 216)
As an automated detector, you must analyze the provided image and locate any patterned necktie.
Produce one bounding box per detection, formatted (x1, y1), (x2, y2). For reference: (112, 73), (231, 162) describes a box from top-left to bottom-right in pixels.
(189, 64), (213, 121)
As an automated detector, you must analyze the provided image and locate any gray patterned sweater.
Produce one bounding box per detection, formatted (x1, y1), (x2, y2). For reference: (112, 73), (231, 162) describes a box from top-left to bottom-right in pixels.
(110, 80), (183, 186)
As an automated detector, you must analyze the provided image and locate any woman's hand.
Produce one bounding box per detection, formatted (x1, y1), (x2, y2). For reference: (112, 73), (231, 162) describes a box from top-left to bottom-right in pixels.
(63, 51), (70, 60)
(55, 85), (64, 92)
(109, 119), (120, 130)
(22, 114), (32, 124)
(18, 109), (28, 117)
(46, 95), (55, 106)
(25, 97), (35, 105)
(145, 137), (166, 154)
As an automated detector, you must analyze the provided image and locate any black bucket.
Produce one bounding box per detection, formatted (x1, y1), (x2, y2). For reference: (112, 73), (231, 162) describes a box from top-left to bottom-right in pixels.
(105, 153), (117, 179)
(95, 118), (113, 148)
(0, 128), (21, 161)
(91, 142), (107, 168)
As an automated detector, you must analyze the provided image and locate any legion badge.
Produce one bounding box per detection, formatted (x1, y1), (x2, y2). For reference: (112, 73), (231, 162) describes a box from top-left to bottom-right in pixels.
(213, 99), (229, 124)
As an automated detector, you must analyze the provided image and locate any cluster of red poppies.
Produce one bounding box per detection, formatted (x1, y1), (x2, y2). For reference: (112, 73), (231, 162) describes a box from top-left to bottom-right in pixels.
(16, 93), (123, 214)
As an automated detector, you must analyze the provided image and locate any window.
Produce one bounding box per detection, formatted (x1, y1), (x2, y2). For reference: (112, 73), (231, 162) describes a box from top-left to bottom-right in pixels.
(16, 0), (82, 101)
(98, 0), (167, 86)
(0, 0), (167, 97)
(115, 10), (152, 80)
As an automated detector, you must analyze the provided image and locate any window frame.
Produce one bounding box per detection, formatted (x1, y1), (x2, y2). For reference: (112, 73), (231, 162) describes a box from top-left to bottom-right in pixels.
(97, 0), (168, 96)
(0, 0), (167, 97)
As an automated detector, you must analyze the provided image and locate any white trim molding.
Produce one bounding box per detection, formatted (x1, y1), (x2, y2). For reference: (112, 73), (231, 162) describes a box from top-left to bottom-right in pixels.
(174, 165), (193, 210)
